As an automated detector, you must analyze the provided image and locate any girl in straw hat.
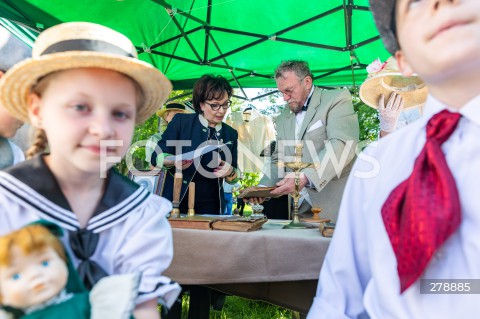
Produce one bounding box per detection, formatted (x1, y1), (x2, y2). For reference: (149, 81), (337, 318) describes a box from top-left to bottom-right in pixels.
(0, 22), (180, 319)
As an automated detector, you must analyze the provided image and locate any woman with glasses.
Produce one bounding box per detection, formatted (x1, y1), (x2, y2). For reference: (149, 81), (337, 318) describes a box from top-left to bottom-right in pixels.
(152, 74), (239, 216)
(151, 74), (239, 319)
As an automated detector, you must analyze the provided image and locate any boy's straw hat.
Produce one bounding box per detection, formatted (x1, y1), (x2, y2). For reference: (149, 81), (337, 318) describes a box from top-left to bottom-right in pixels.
(156, 101), (189, 118)
(0, 22), (172, 124)
(359, 57), (428, 110)
(369, 0), (398, 55)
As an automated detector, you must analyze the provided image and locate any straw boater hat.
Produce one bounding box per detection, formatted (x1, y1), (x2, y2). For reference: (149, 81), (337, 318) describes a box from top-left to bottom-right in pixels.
(369, 0), (398, 55)
(359, 57), (428, 110)
(156, 101), (189, 118)
(0, 22), (172, 124)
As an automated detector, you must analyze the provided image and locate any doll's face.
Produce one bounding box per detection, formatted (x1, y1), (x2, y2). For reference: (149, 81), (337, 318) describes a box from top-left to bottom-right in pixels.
(0, 246), (68, 309)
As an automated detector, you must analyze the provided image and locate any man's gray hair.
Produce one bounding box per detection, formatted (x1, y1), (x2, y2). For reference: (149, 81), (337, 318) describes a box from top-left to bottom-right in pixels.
(274, 60), (313, 81)
(0, 26), (32, 72)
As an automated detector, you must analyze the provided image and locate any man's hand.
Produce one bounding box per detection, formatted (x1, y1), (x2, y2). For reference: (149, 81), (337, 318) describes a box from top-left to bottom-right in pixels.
(240, 188), (266, 205)
(270, 172), (309, 196)
(378, 92), (404, 133)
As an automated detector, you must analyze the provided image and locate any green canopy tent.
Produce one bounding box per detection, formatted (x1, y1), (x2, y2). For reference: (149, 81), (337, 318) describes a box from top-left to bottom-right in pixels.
(0, 0), (389, 101)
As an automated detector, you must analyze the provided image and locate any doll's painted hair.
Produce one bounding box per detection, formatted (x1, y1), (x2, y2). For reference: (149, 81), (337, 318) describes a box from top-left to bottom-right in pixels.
(0, 224), (67, 267)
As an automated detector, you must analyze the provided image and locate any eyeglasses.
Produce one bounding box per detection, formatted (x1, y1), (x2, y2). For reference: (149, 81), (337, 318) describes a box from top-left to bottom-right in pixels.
(204, 100), (232, 111)
(279, 79), (304, 97)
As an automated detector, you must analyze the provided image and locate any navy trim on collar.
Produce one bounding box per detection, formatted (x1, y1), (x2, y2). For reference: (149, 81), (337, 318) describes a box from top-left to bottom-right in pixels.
(1, 155), (151, 232)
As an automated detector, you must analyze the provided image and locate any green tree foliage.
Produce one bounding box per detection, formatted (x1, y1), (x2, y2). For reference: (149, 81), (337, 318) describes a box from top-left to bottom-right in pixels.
(116, 90), (191, 174)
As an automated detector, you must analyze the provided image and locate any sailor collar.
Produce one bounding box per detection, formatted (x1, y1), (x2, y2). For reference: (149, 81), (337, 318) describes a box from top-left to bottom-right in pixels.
(0, 155), (150, 232)
(199, 113), (222, 131)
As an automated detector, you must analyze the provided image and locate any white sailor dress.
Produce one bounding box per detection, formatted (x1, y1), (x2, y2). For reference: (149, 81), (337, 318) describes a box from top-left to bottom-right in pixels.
(0, 155), (181, 308)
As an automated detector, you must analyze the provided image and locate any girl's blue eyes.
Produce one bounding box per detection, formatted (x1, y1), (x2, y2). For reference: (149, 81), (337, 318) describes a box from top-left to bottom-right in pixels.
(41, 260), (49, 267)
(73, 104), (89, 112)
(71, 104), (131, 120)
(113, 111), (129, 119)
(12, 273), (20, 280)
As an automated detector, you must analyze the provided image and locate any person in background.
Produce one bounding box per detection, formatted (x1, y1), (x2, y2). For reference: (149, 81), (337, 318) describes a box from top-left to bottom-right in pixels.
(0, 26), (31, 169)
(308, 0), (480, 318)
(223, 179), (241, 215)
(152, 74), (239, 216)
(360, 56), (428, 137)
(246, 60), (359, 222)
(0, 22), (181, 319)
(145, 101), (190, 164)
(152, 74), (239, 319)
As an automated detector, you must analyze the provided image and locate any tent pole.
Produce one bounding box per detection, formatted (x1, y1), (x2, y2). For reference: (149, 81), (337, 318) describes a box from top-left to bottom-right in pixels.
(164, 0), (197, 75)
(203, 0), (212, 64)
(168, 11), (202, 62)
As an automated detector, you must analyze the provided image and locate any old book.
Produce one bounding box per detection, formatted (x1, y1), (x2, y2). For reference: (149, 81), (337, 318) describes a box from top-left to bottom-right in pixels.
(300, 217), (331, 223)
(211, 217), (268, 232)
(319, 222), (335, 238)
(238, 186), (281, 199)
(168, 216), (214, 230)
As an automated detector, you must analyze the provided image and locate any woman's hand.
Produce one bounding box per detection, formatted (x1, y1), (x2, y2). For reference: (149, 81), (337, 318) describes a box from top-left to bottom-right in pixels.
(164, 159), (193, 170)
(378, 92), (404, 135)
(213, 159), (233, 178)
(176, 159), (193, 170)
(133, 299), (160, 319)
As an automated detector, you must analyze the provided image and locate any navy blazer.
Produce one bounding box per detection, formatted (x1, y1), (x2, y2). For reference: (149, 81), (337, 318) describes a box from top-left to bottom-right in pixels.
(152, 113), (238, 213)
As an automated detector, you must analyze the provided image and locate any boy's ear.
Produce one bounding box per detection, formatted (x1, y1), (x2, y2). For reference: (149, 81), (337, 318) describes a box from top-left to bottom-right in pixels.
(395, 50), (415, 77)
(27, 93), (43, 128)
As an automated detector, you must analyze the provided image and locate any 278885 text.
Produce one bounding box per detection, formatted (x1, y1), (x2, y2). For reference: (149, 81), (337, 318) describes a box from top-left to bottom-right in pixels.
(420, 279), (480, 294)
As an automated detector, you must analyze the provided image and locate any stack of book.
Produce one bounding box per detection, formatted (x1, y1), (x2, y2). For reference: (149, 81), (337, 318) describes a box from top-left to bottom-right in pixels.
(168, 215), (268, 232)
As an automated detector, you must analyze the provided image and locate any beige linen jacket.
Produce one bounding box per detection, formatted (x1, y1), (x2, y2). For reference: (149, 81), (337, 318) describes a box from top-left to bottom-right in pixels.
(260, 87), (359, 221)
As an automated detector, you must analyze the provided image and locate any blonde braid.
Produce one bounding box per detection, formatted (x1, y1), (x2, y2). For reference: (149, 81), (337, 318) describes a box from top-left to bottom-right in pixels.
(26, 129), (48, 159)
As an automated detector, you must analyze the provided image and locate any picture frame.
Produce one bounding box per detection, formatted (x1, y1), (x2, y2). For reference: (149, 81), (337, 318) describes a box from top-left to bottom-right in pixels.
(127, 169), (166, 196)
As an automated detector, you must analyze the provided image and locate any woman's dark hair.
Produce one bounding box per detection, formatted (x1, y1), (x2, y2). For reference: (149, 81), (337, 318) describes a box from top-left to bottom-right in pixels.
(192, 74), (233, 114)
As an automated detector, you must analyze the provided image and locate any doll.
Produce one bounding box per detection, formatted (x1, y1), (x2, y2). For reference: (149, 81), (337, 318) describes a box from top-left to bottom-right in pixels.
(0, 222), (138, 319)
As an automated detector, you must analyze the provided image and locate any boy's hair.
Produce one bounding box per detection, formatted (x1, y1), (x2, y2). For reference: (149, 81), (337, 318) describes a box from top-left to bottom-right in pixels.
(274, 60), (313, 81)
(0, 224), (67, 267)
(0, 26), (32, 72)
(369, 0), (399, 55)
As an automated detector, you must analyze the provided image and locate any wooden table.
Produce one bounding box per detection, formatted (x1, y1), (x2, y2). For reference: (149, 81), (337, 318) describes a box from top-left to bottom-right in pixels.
(164, 220), (331, 314)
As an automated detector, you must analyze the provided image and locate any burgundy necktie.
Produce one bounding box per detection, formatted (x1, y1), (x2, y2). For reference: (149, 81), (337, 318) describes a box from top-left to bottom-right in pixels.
(381, 109), (462, 293)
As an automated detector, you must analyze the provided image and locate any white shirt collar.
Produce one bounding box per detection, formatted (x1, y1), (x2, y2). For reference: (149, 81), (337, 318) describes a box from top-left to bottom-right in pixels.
(424, 94), (480, 126)
(199, 113), (222, 131)
(304, 85), (315, 107)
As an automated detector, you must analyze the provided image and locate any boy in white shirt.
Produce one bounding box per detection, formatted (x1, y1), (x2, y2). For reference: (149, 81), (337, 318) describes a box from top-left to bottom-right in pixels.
(0, 26), (31, 168)
(308, 0), (480, 318)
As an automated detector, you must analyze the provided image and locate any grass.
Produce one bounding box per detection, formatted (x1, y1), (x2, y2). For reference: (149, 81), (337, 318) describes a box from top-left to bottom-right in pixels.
(180, 294), (293, 319)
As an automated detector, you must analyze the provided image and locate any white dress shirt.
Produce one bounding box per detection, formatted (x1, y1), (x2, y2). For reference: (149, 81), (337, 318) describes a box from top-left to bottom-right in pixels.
(308, 94), (480, 319)
(296, 86), (315, 206)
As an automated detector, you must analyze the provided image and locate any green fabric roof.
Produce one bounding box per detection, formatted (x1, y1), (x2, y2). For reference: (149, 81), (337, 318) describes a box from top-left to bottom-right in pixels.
(0, 0), (389, 100)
